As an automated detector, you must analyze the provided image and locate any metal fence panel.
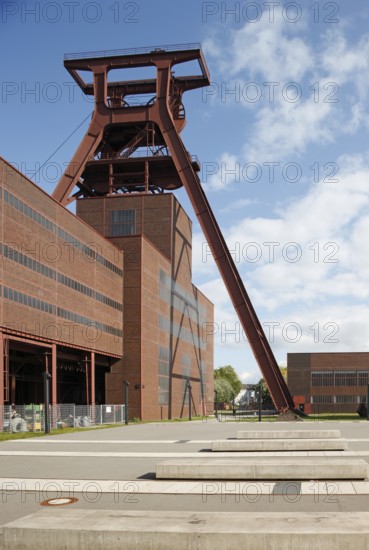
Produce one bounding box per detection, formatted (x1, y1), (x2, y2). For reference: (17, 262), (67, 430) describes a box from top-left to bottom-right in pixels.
(1, 404), (126, 432)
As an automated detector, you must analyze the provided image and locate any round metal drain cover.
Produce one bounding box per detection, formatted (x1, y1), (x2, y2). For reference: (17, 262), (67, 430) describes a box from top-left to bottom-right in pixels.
(40, 497), (78, 507)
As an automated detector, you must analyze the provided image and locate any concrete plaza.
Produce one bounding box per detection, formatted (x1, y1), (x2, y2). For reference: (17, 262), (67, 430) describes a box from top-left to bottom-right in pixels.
(1, 418), (369, 546)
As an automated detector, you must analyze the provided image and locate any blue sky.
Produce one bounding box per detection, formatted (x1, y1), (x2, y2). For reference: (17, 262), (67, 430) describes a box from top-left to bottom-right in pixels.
(2, 1), (369, 383)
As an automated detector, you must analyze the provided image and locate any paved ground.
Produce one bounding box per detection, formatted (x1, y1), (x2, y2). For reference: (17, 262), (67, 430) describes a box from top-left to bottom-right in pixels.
(1, 418), (369, 533)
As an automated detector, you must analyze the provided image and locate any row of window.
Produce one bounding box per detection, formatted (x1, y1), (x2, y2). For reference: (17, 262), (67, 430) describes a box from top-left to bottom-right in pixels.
(58, 273), (122, 311)
(59, 226), (122, 276)
(1, 285), (123, 338)
(311, 395), (367, 404)
(159, 269), (207, 318)
(57, 306), (122, 338)
(3, 286), (55, 315)
(158, 346), (208, 405)
(159, 286), (208, 327)
(159, 315), (205, 351)
(4, 189), (57, 233)
(311, 371), (369, 387)
(3, 188), (123, 277)
(3, 243), (55, 279)
(1, 243), (122, 312)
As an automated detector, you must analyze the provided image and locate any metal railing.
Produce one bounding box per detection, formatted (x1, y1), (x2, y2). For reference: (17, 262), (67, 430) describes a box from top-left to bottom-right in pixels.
(216, 408), (277, 422)
(96, 149), (199, 165)
(64, 43), (202, 61)
(1, 404), (126, 433)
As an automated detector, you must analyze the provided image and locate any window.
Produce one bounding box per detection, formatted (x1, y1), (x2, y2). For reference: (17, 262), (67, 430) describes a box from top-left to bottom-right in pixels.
(335, 371), (357, 387)
(358, 372), (369, 386)
(111, 209), (136, 236)
(335, 395), (358, 404)
(311, 395), (334, 404)
(159, 346), (170, 405)
(311, 371), (334, 387)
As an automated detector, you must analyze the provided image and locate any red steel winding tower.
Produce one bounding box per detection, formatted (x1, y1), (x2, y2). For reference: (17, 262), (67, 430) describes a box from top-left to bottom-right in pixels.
(52, 43), (295, 413)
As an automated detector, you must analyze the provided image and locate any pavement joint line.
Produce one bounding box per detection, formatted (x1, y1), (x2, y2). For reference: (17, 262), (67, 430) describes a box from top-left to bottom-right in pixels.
(1, 478), (369, 495)
(7, 438), (369, 445)
(9, 440), (204, 444)
(1, 450), (369, 458)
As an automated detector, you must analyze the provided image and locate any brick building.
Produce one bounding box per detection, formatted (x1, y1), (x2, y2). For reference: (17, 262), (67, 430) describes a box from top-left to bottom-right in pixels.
(77, 193), (214, 420)
(0, 157), (214, 420)
(288, 352), (369, 414)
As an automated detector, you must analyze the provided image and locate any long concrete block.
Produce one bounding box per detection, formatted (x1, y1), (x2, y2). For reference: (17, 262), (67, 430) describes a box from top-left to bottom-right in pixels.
(4, 510), (369, 550)
(156, 458), (369, 480)
(237, 430), (341, 439)
(212, 438), (347, 452)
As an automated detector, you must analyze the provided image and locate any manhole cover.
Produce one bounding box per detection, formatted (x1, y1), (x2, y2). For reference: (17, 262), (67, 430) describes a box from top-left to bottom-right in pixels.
(40, 497), (78, 507)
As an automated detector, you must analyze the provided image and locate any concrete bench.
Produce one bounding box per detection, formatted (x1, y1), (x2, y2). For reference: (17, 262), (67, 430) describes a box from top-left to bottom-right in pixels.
(156, 457), (368, 480)
(237, 430), (341, 439)
(3, 510), (369, 549)
(212, 438), (347, 452)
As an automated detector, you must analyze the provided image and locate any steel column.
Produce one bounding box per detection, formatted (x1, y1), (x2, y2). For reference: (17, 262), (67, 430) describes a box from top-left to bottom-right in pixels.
(51, 344), (57, 405)
(0, 333), (4, 429)
(0, 332), (5, 408)
(43, 372), (51, 434)
(91, 352), (95, 406)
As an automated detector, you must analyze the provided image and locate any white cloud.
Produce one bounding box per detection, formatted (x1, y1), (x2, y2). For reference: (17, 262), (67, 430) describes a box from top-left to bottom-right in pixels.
(203, 152), (239, 191)
(242, 97), (334, 163)
(320, 28), (369, 84)
(205, 10), (312, 82)
(195, 152), (369, 362)
(223, 153), (369, 308)
(204, 20), (369, 168)
(198, 17), (369, 373)
(220, 198), (255, 213)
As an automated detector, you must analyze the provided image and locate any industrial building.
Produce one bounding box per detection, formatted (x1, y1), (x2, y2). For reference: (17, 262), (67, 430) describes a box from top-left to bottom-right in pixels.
(0, 44), (219, 421)
(288, 352), (369, 414)
(0, 156), (214, 420)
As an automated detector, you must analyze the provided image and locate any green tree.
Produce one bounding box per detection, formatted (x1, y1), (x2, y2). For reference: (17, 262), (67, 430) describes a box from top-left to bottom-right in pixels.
(279, 366), (287, 382)
(214, 377), (235, 403)
(214, 365), (243, 396)
(256, 377), (273, 405)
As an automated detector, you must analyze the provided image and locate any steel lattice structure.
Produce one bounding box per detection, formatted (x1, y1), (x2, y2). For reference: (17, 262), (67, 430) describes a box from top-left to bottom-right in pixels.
(52, 44), (295, 413)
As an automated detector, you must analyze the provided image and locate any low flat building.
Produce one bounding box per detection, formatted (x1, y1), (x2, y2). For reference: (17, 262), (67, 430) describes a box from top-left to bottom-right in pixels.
(288, 352), (369, 414)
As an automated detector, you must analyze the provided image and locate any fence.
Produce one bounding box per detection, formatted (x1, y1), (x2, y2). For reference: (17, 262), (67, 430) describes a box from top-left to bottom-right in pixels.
(1, 404), (126, 433)
(215, 402), (277, 422)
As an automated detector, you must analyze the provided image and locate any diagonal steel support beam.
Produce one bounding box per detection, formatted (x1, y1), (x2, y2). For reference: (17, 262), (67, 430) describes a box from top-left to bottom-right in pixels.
(149, 62), (295, 412)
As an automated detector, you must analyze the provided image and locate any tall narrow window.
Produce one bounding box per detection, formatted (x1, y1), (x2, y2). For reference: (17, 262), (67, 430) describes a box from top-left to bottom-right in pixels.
(159, 346), (170, 405)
